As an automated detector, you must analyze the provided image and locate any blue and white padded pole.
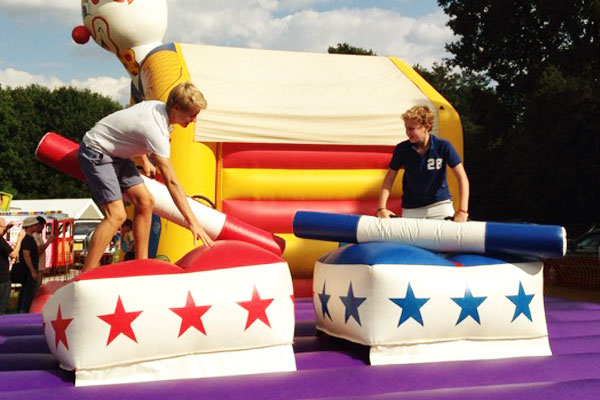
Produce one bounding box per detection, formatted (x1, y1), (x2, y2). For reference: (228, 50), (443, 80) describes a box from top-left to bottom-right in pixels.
(293, 211), (566, 259)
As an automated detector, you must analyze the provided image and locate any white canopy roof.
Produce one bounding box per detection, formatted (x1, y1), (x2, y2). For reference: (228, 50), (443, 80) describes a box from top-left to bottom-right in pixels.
(181, 44), (437, 145)
(8, 199), (103, 220)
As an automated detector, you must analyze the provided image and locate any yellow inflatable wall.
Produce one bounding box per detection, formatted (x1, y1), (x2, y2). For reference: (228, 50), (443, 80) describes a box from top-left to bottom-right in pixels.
(138, 45), (463, 278)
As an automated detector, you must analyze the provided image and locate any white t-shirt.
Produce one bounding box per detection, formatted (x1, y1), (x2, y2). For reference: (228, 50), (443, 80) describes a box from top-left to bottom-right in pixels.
(83, 101), (171, 159)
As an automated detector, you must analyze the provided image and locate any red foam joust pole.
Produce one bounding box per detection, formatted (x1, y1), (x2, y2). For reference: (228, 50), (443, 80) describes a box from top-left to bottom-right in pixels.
(35, 132), (285, 256)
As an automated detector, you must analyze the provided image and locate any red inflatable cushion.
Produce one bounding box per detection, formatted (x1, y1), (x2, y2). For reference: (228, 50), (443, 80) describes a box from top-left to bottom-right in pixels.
(73, 259), (184, 281)
(176, 240), (285, 272)
(30, 281), (69, 313)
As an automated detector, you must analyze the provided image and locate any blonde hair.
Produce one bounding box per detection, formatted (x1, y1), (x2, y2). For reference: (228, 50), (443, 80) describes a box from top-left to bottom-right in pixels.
(166, 82), (207, 114)
(402, 105), (434, 129)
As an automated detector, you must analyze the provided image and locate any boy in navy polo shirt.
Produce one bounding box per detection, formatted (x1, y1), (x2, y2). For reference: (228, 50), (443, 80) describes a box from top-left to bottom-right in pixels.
(377, 105), (470, 222)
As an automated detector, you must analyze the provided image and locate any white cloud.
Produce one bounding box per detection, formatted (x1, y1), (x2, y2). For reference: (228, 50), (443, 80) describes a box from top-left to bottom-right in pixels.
(69, 76), (131, 105)
(0, 0), (73, 9)
(0, 68), (64, 90)
(1, 0), (452, 62)
(0, 1), (454, 103)
(276, 0), (334, 12)
(166, 2), (454, 66)
(0, 0), (79, 22)
(0, 68), (130, 105)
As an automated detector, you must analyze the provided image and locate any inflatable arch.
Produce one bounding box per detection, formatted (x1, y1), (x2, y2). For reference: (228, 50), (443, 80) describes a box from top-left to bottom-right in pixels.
(73, 0), (463, 286)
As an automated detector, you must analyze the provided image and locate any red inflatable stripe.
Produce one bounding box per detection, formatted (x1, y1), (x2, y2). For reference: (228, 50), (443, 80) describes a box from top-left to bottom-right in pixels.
(222, 143), (394, 169)
(292, 279), (313, 298)
(222, 199), (403, 233)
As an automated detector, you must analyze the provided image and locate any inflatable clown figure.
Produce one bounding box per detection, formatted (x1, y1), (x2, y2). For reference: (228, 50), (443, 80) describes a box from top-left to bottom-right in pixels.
(73, 0), (168, 95)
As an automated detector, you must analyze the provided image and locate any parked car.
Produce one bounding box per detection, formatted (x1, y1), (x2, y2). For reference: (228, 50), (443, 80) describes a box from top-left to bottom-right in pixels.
(82, 230), (118, 265)
(73, 219), (116, 265)
(73, 219), (101, 263)
(544, 229), (600, 289)
(568, 230), (600, 256)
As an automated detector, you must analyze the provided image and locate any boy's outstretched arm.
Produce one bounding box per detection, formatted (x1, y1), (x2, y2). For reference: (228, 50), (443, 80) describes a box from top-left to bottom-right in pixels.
(152, 154), (215, 247)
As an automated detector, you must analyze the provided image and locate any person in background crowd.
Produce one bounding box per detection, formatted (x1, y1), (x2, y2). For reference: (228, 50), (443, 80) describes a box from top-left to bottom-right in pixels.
(33, 216), (55, 271)
(0, 218), (14, 314)
(120, 219), (135, 261)
(16, 217), (42, 313)
(12, 216), (55, 270)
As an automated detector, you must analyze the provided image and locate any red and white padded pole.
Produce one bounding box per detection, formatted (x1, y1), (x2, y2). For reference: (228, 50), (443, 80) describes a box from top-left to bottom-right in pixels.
(35, 132), (285, 256)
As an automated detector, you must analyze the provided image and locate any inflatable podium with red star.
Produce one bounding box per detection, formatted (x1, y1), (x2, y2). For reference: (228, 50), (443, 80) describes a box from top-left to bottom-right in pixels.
(42, 241), (295, 386)
(33, 132), (295, 386)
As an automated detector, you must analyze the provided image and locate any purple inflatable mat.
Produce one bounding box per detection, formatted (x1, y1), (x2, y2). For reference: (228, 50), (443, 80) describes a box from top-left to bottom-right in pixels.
(1, 297), (599, 400)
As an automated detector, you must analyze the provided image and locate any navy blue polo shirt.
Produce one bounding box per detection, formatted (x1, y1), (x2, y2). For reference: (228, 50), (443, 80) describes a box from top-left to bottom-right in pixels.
(389, 135), (461, 209)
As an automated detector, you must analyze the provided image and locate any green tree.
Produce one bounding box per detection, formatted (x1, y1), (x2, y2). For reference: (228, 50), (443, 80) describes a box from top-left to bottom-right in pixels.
(439, 0), (600, 108)
(0, 84), (122, 200)
(438, 0), (600, 229)
(328, 42), (376, 56)
(413, 63), (512, 220)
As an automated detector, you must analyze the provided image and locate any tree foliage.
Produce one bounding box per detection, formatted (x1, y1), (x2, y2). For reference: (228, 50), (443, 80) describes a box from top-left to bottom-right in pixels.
(328, 42), (376, 56)
(413, 64), (513, 220)
(0, 84), (122, 200)
(437, 0), (600, 229)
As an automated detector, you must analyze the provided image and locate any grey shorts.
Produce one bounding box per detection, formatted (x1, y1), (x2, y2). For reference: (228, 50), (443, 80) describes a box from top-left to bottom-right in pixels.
(402, 200), (455, 220)
(78, 142), (143, 205)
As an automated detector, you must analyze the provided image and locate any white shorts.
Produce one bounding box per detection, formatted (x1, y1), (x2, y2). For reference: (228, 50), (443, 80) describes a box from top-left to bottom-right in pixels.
(401, 200), (455, 220)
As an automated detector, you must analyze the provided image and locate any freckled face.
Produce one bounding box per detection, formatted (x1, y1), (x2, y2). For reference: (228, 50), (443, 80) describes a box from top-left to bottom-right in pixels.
(404, 119), (430, 146)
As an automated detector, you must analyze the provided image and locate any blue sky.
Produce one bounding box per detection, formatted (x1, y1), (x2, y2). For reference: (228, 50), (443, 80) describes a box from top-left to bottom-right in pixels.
(0, 0), (453, 104)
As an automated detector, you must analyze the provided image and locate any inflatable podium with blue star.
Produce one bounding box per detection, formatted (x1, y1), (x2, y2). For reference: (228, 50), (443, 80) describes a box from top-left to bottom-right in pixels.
(295, 212), (561, 365)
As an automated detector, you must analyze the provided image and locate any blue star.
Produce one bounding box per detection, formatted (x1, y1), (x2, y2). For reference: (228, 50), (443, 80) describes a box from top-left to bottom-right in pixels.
(339, 283), (367, 325)
(506, 281), (535, 322)
(318, 281), (332, 320)
(390, 283), (430, 327)
(452, 286), (487, 325)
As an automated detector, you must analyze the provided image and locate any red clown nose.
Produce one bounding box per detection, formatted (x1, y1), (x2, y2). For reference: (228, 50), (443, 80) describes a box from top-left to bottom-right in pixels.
(72, 25), (91, 44)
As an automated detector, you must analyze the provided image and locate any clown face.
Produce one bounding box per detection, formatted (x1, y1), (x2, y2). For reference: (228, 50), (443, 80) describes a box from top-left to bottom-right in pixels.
(81, 0), (167, 58)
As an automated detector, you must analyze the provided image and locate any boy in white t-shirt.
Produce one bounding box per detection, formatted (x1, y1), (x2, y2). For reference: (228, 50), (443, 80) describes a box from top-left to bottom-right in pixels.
(78, 82), (214, 272)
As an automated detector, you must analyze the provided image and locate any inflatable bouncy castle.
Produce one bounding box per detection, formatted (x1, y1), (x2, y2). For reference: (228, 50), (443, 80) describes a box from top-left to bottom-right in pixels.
(5, 0), (593, 396)
(72, 0), (463, 287)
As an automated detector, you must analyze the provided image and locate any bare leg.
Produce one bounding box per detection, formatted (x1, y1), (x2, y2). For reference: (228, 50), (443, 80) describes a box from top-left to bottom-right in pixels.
(83, 199), (127, 272)
(123, 183), (154, 260)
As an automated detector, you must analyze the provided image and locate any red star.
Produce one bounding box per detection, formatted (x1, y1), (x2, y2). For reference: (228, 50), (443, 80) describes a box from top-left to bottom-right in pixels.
(51, 305), (73, 350)
(98, 296), (143, 346)
(170, 291), (212, 337)
(237, 285), (274, 330)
